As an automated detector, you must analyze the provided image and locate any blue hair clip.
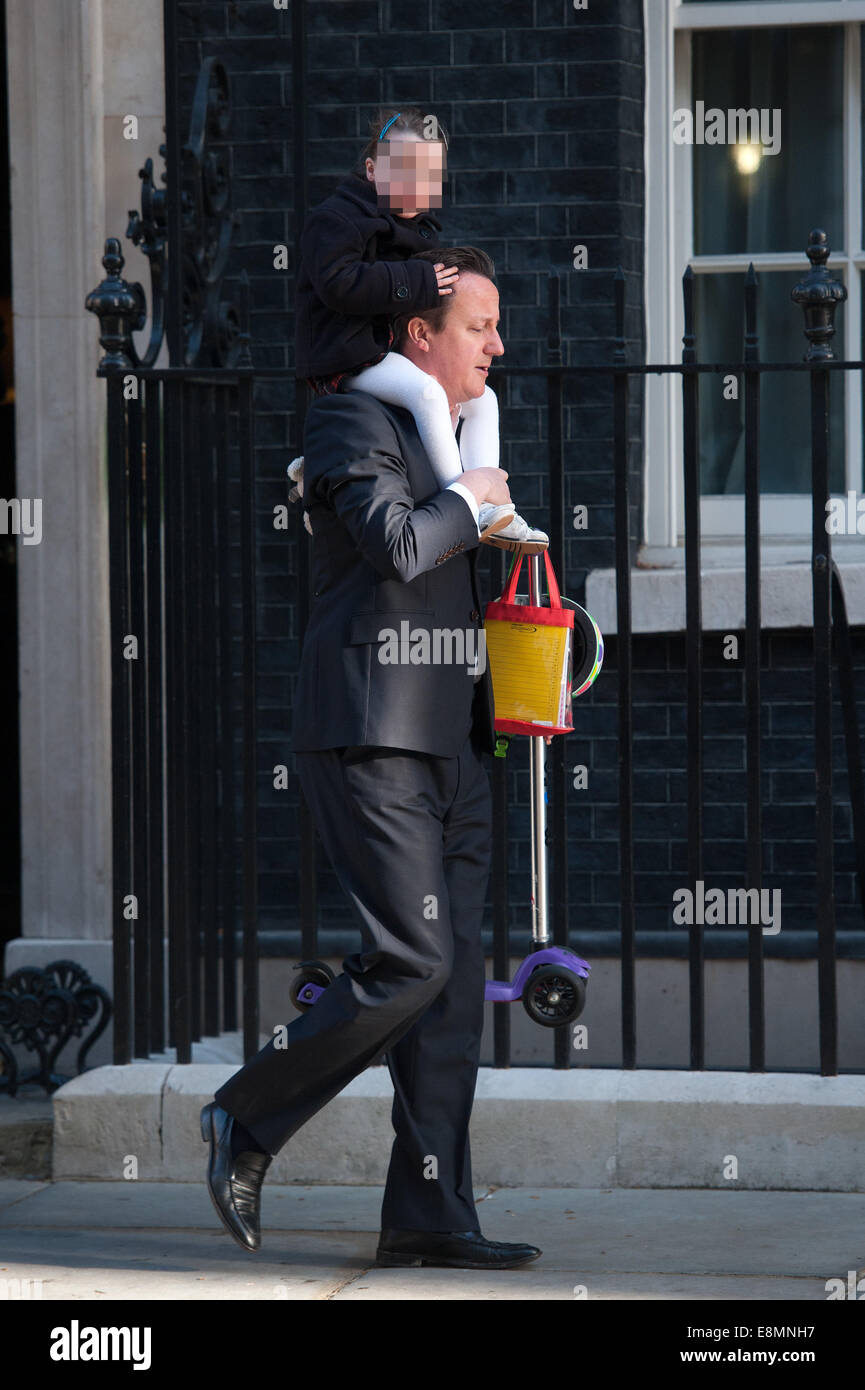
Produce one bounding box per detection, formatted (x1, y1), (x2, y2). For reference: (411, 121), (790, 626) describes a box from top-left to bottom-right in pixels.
(378, 112), (401, 140)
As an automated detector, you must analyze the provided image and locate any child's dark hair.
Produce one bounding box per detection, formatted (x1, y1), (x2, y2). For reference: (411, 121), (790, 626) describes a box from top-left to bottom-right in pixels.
(353, 106), (450, 177)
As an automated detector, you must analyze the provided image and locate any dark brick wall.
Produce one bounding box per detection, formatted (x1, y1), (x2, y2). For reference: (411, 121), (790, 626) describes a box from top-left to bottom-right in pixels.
(574, 628), (865, 956)
(174, 0), (648, 944)
(170, 1), (865, 962)
(252, 624), (865, 960)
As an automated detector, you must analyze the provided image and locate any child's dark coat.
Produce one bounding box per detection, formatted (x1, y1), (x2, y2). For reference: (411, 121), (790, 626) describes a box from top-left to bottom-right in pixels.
(295, 170), (445, 380)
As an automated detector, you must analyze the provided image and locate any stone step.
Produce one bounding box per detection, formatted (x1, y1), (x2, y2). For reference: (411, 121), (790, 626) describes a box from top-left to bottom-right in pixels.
(50, 1062), (865, 1189)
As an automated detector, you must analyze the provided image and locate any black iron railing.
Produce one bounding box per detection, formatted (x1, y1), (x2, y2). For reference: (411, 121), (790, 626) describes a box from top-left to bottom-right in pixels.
(87, 45), (865, 1077)
(88, 228), (865, 1080)
(86, 50), (261, 1066)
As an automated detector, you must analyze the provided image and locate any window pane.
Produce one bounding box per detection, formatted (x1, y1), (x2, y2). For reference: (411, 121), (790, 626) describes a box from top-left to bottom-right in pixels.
(692, 27), (844, 256)
(695, 271), (845, 496)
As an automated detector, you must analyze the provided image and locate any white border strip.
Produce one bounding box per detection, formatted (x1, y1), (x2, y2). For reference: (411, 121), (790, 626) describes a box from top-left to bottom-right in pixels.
(676, 1), (865, 31)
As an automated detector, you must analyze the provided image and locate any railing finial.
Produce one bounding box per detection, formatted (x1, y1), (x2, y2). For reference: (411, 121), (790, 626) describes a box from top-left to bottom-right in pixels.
(83, 237), (146, 370)
(791, 228), (847, 362)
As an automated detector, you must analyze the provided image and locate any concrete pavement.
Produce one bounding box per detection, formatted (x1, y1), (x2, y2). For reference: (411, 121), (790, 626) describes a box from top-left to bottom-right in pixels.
(1, 1180), (863, 1300)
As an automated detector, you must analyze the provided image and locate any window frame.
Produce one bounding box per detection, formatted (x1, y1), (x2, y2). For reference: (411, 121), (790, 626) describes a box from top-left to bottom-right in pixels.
(644, 0), (865, 548)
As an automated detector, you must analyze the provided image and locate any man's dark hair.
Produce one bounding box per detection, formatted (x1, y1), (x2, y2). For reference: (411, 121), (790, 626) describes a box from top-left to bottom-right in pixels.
(391, 246), (497, 352)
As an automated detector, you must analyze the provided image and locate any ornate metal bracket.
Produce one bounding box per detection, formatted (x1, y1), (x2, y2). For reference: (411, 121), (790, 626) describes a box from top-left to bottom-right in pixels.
(791, 229), (848, 362)
(85, 57), (246, 370)
(0, 961), (112, 1097)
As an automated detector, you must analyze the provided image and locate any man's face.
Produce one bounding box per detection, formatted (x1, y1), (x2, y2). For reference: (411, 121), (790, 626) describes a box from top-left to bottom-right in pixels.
(414, 273), (504, 408)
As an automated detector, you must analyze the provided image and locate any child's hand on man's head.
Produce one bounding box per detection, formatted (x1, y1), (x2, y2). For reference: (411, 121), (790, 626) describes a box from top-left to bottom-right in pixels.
(435, 263), (459, 295)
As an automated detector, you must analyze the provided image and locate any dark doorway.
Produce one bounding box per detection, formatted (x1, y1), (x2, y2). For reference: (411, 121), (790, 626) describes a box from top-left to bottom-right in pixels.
(0, 0), (21, 958)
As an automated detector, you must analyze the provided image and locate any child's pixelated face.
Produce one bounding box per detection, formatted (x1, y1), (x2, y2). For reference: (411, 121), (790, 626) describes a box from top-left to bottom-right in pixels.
(365, 134), (446, 218)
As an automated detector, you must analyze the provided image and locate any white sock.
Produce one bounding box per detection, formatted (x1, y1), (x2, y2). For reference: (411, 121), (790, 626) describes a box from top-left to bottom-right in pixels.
(455, 386), (500, 472)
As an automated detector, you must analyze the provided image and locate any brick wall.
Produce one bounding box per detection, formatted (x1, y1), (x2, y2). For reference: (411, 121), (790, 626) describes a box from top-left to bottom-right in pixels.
(254, 622), (865, 958)
(574, 628), (865, 954)
(172, 0), (865, 961)
(175, 0), (648, 943)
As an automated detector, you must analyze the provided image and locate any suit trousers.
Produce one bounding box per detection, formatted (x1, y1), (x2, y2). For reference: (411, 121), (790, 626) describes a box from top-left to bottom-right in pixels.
(213, 729), (493, 1233)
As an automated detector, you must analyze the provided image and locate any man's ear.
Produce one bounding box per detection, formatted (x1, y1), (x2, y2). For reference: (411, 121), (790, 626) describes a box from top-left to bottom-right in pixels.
(406, 318), (433, 353)
(407, 316), (431, 352)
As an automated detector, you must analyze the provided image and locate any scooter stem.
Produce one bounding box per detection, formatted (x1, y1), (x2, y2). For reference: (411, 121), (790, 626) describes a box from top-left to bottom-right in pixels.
(528, 554), (550, 946)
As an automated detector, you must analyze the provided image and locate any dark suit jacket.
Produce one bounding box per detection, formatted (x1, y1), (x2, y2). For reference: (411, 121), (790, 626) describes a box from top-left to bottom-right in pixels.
(289, 390), (497, 758)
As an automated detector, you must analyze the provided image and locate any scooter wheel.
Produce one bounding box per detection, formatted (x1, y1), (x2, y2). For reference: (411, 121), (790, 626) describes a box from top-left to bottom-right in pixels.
(290, 959), (335, 1012)
(522, 965), (586, 1027)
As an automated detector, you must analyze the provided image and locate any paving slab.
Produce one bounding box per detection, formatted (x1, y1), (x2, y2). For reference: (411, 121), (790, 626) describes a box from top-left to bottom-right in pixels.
(330, 1270), (831, 1300)
(472, 1188), (865, 1276)
(1, 1182), (863, 1301)
(0, 1180), (410, 1231)
(0, 1180), (48, 1210)
(0, 1228), (367, 1300)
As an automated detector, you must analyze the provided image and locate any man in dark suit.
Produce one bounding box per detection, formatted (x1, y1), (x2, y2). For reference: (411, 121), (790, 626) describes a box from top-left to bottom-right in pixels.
(201, 246), (541, 1271)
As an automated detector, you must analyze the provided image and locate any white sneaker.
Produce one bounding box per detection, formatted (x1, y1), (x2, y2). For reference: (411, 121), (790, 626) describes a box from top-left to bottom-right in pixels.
(287, 455), (304, 500)
(481, 510), (549, 554)
(287, 456), (313, 535)
(477, 502), (517, 540)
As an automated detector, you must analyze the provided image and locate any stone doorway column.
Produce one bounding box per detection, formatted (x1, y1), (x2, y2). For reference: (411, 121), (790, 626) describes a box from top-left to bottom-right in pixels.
(4, 0), (163, 1069)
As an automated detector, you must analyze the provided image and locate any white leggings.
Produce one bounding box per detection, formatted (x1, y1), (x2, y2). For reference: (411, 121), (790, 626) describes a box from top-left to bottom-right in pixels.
(344, 351), (499, 487)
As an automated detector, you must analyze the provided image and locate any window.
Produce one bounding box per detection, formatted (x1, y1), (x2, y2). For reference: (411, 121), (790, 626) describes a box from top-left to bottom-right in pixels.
(644, 1), (865, 549)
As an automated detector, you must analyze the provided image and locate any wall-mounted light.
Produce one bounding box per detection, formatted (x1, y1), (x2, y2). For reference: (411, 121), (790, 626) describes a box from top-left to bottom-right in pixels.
(733, 140), (763, 176)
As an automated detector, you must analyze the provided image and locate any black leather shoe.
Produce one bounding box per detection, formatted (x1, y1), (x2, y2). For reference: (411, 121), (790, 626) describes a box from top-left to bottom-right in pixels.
(200, 1101), (272, 1252)
(376, 1228), (542, 1269)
